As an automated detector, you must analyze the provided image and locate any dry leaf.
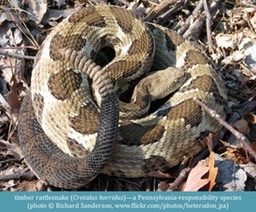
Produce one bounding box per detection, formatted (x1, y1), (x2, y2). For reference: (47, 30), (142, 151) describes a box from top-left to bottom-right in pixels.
(6, 75), (20, 114)
(233, 119), (250, 134)
(240, 162), (256, 178)
(252, 142), (256, 152)
(183, 161), (209, 191)
(248, 9), (256, 29)
(220, 141), (249, 164)
(208, 152), (218, 191)
(244, 41), (256, 71)
(157, 181), (170, 191)
(55, 0), (66, 8)
(244, 113), (256, 124)
(200, 133), (213, 151)
(215, 33), (239, 49)
(0, 180), (16, 191)
(26, 0), (48, 24)
(215, 154), (247, 191)
(16, 181), (37, 191)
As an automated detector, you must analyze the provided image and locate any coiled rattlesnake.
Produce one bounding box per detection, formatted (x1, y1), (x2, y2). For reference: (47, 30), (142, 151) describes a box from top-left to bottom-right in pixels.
(18, 5), (227, 189)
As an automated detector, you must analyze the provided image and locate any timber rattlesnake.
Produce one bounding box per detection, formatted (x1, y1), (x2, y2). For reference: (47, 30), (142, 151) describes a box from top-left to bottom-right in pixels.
(18, 5), (227, 189)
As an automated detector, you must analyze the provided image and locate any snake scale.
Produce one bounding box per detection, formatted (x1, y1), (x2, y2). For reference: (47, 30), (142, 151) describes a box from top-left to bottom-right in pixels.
(18, 5), (227, 189)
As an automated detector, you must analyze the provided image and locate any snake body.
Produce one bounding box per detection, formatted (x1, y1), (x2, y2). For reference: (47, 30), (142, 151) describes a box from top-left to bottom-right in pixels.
(18, 5), (227, 189)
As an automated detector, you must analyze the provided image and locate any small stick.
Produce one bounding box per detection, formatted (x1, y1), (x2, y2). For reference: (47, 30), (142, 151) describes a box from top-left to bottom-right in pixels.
(156, 0), (188, 24)
(0, 169), (35, 181)
(167, 167), (191, 191)
(203, 0), (213, 49)
(193, 97), (256, 160)
(243, 1), (256, 9)
(181, 0), (222, 40)
(0, 50), (35, 60)
(113, 0), (130, 6)
(144, 0), (177, 22)
(177, 0), (204, 35)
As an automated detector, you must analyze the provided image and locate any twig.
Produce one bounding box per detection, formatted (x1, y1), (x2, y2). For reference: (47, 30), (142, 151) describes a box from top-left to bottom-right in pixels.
(113, 0), (130, 7)
(0, 50), (35, 60)
(177, 0), (204, 35)
(9, 9), (39, 48)
(0, 169), (35, 181)
(167, 167), (191, 191)
(182, 0), (222, 41)
(155, 0), (188, 24)
(243, 1), (256, 9)
(203, 0), (213, 49)
(144, 0), (178, 22)
(194, 97), (256, 160)
(0, 158), (18, 165)
(183, 17), (205, 41)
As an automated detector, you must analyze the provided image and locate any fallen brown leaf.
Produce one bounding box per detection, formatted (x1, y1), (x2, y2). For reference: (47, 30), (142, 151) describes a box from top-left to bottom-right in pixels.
(233, 118), (250, 134)
(183, 161), (209, 191)
(244, 113), (256, 124)
(208, 152), (218, 191)
(220, 141), (249, 164)
(16, 181), (38, 191)
(252, 142), (256, 152)
(6, 74), (20, 114)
